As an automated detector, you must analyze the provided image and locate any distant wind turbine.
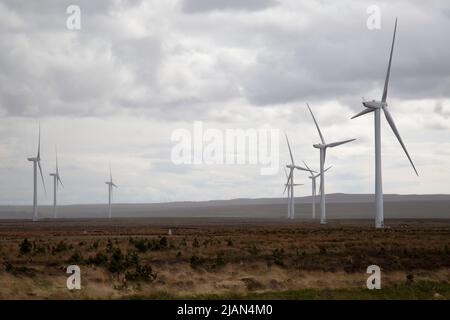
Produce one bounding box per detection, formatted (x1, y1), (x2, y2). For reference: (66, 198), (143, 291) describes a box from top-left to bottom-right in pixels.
(351, 18), (418, 229)
(284, 133), (311, 219)
(105, 167), (118, 219)
(49, 147), (63, 219)
(27, 125), (46, 222)
(307, 104), (355, 224)
(283, 167), (303, 219)
(302, 161), (331, 219)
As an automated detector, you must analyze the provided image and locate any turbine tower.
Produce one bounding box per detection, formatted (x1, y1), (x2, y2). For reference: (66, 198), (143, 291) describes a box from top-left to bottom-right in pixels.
(307, 104), (355, 224)
(283, 167), (303, 219)
(49, 148), (63, 219)
(302, 161), (331, 219)
(105, 167), (118, 219)
(284, 134), (310, 219)
(27, 125), (46, 222)
(351, 18), (418, 229)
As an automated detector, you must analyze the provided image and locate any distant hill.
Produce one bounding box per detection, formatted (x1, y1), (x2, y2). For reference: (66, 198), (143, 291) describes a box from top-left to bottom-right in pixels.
(0, 193), (449, 219)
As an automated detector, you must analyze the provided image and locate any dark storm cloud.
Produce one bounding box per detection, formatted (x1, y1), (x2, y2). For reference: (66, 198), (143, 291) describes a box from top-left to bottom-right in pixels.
(181, 0), (278, 13)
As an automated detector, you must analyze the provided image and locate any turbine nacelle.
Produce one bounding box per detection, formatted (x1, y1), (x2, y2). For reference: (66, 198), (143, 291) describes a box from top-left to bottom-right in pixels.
(313, 143), (326, 149)
(362, 100), (384, 109)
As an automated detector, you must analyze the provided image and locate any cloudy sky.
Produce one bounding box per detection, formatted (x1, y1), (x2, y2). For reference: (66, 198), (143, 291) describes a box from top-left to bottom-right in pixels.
(0, 0), (449, 205)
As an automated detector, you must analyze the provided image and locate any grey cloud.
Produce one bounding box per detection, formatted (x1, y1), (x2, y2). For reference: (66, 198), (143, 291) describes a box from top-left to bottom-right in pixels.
(181, 0), (278, 13)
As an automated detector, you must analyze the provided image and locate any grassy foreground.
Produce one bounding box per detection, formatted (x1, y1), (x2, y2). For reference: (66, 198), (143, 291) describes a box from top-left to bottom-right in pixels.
(129, 281), (450, 300)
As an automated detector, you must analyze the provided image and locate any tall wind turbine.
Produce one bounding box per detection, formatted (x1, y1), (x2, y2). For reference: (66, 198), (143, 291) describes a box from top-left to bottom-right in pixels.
(49, 148), (63, 219)
(307, 104), (355, 224)
(351, 19), (418, 229)
(283, 167), (303, 219)
(105, 167), (118, 219)
(27, 125), (46, 221)
(302, 161), (331, 219)
(284, 134), (310, 219)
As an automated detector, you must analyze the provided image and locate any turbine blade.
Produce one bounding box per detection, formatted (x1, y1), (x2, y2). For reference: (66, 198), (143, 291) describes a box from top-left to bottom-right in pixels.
(307, 103), (325, 144)
(283, 170), (292, 195)
(382, 18), (397, 103)
(57, 174), (64, 188)
(37, 124), (41, 159)
(283, 167), (288, 179)
(326, 139), (356, 148)
(295, 165), (313, 172)
(284, 133), (295, 165)
(351, 108), (374, 119)
(55, 146), (58, 172)
(382, 107), (418, 176)
(315, 165), (332, 178)
(283, 181), (289, 195)
(38, 161), (46, 195)
(302, 160), (314, 174)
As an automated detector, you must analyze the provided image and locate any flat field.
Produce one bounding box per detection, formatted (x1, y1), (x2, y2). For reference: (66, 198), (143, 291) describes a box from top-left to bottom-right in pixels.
(0, 218), (448, 299)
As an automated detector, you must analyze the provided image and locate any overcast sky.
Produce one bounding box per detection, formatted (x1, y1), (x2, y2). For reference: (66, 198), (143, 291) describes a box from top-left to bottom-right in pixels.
(0, 0), (449, 205)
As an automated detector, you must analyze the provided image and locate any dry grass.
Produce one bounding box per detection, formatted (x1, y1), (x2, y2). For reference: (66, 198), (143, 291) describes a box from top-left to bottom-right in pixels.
(0, 218), (448, 299)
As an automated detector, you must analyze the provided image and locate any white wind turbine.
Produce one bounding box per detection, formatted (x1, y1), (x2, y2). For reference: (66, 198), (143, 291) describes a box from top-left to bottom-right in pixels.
(27, 125), (46, 221)
(307, 104), (355, 224)
(283, 167), (303, 219)
(284, 134), (311, 219)
(351, 19), (418, 229)
(302, 161), (331, 219)
(49, 148), (63, 219)
(105, 167), (118, 219)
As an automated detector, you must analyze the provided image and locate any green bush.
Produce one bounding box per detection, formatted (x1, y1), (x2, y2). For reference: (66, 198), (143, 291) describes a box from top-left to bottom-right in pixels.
(272, 248), (285, 267)
(19, 238), (32, 255)
(67, 251), (83, 264)
(132, 237), (169, 252)
(52, 241), (69, 255)
(108, 248), (126, 273)
(125, 265), (157, 282)
(214, 252), (226, 268)
(86, 252), (108, 266)
(190, 255), (202, 269)
(192, 238), (200, 248)
(133, 239), (148, 253)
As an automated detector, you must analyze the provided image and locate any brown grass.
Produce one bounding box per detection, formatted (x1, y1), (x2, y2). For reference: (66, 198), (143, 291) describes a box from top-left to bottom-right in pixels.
(0, 218), (448, 299)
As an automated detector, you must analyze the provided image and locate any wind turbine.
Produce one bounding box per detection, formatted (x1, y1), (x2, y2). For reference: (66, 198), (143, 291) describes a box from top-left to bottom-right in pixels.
(307, 104), (355, 224)
(27, 125), (46, 221)
(302, 161), (331, 219)
(105, 167), (118, 219)
(284, 134), (311, 219)
(283, 167), (303, 219)
(351, 18), (418, 229)
(49, 148), (63, 219)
